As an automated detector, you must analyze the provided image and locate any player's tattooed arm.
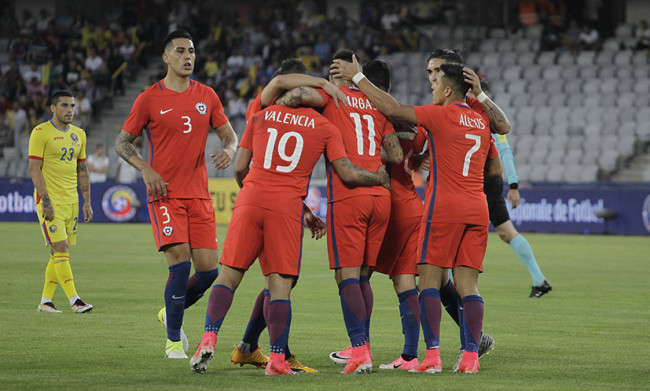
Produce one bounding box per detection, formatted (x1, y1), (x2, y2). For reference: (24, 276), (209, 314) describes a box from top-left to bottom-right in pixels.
(483, 99), (511, 135)
(115, 130), (139, 167)
(115, 129), (168, 199)
(77, 160), (93, 222)
(331, 157), (390, 189)
(275, 86), (324, 108)
(28, 158), (54, 220)
(381, 133), (404, 164)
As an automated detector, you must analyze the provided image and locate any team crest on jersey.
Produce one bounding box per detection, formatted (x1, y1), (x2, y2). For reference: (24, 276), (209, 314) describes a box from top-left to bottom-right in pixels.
(195, 102), (207, 115)
(70, 133), (79, 142)
(163, 225), (174, 236)
(49, 225), (57, 233)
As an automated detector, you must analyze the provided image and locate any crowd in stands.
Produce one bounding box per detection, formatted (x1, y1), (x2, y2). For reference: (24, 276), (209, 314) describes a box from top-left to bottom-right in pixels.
(1, 0), (649, 176)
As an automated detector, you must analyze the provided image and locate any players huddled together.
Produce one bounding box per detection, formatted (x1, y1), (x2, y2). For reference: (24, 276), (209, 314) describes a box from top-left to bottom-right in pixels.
(29, 28), (552, 377)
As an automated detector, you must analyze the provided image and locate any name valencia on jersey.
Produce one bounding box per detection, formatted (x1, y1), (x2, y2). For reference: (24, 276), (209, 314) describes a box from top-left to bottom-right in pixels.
(264, 110), (316, 129)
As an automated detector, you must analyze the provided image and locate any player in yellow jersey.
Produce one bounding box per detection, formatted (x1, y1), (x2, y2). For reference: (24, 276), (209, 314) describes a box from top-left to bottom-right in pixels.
(28, 89), (94, 314)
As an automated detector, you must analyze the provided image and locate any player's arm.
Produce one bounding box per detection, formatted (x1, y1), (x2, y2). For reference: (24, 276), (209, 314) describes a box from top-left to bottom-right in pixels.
(233, 147), (252, 188)
(484, 155), (503, 178)
(261, 74), (347, 108)
(331, 157), (390, 189)
(77, 160), (93, 222)
(275, 86), (325, 108)
(330, 55), (417, 124)
(211, 122), (238, 170)
(28, 158), (54, 221)
(115, 129), (169, 199)
(494, 134), (521, 208)
(392, 119), (419, 141)
(303, 202), (325, 239)
(381, 133), (403, 164)
(464, 67), (510, 135)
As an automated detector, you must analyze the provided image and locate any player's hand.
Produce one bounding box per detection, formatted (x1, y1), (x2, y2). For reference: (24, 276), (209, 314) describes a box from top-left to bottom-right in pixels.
(83, 202), (93, 222)
(377, 165), (391, 190)
(419, 156), (431, 171)
(330, 54), (362, 82)
(322, 81), (349, 108)
(463, 67), (483, 97)
(303, 206), (326, 240)
(507, 189), (521, 208)
(142, 166), (168, 199)
(40, 195), (54, 221)
(211, 148), (235, 170)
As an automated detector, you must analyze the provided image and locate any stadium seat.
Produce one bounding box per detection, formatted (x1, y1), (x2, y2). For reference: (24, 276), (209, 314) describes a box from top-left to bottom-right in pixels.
(631, 52), (649, 66)
(578, 65), (598, 79)
(2, 147), (18, 160)
(513, 38), (532, 52)
(527, 79), (546, 93)
(583, 123), (601, 137)
(560, 64), (579, 80)
(556, 52), (576, 65)
(464, 52), (482, 68)
(513, 120), (535, 135)
(576, 51), (596, 65)
(489, 82), (507, 97)
(536, 52), (556, 65)
(615, 23), (634, 39)
(529, 92), (549, 107)
(549, 122), (570, 136)
(582, 80), (600, 94)
(598, 150), (620, 171)
(494, 93), (512, 108)
(522, 65), (543, 80)
(533, 107), (553, 123)
(562, 79), (582, 94)
(507, 79), (527, 94)
(618, 92), (637, 107)
(579, 164), (599, 182)
(525, 25), (544, 39)
(479, 39), (499, 53)
(634, 79), (650, 94)
(581, 150), (600, 165)
(637, 122), (650, 141)
(542, 65), (562, 80)
(482, 52), (501, 67)
(516, 52), (536, 67)
(617, 136), (636, 155)
(616, 78), (634, 94)
(633, 67), (649, 79)
(636, 94), (650, 108)
(616, 65), (633, 79)
(545, 163), (564, 182)
(563, 149), (583, 165)
(548, 92), (567, 107)
(497, 39), (515, 52)
(614, 50), (634, 66)
(515, 106), (536, 123)
(516, 163), (531, 179)
(528, 151), (547, 165)
(552, 107), (572, 123)
(528, 165), (548, 182)
(511, 92), (531, 107)
(599, 78), (618, 94)
(499, 52), (519, 67)
(503, 65), (523, 80)
(601, 38), (622, 52)
(489, 28), (506, 39)
(636, 107), (650, 122)
(598, 64), (617, 78)
(0, 161), (7, 177)
(544, 79), (564, 93)
(533, 121), (551, 135)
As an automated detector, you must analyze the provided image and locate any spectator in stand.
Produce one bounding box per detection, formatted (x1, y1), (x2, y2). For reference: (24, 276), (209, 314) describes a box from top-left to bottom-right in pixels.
(4, 61), (24, 99)
(0, 115), (14, 151)
(381, 4), (401, 32)
(84, 47), (104, 75)
(314, 34), (332, 65)
(107, 46), (125, 96)
(11, 100), (28, 135)
(87, 144), (109, 183)
(579, 23), (600, 50)
(74, 89), (92, 131)
(635, 20), (650, 50)
(23, 62), (42, 84)
(563, 19), (582, 54)
(27, 78), (45, 99)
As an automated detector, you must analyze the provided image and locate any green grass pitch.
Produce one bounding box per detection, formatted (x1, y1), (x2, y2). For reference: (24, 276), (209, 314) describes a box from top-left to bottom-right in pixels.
(0, 222), (648, 390)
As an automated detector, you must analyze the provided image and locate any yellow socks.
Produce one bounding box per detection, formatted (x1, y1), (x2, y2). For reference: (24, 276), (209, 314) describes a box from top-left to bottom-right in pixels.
(53, 252), (78, 303)
(40, 255), (59, 304)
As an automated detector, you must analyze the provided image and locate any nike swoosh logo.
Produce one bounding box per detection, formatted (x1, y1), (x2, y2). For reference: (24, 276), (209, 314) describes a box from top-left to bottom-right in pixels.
(171, 295), (185, 300)
(160, 109), (173, 114)
(394, 363), (402, 369)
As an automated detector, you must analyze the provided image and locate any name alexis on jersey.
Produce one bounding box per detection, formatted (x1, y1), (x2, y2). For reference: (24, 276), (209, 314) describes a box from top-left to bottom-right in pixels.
(459, 113), (486, 129)
(264, 110), (315, 128)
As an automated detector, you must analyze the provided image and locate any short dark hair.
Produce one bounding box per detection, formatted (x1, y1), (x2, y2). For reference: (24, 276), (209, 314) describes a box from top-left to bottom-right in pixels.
(362, 60), (391, 92)
(440, 63), (471, 96)
(332, 49), (356, 63)
(427, 49), (463, 64)
(50, 89), (75, 105)
(162, 29), (193, 53)
(278, 58), (309, 76)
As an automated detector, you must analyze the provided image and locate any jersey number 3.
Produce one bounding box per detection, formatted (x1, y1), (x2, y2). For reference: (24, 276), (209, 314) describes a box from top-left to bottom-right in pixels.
(264, 128), (303, 173)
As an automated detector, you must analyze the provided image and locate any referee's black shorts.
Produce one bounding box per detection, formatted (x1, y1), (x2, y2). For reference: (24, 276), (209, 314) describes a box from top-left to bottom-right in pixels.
(484, 176), (510, 227)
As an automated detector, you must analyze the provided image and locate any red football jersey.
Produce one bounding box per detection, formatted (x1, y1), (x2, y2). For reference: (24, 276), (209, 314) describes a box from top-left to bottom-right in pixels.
(245, 93), (263, 122)
(388, 127), (427, 219)
(414, 102), (491, 225)
(122, 80), (229, 201)
(237, 105), (348, 222)
(320, 87), (394, 202)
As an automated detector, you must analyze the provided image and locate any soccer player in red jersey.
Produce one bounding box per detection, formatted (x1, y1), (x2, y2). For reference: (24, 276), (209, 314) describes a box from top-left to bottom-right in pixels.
(231, 58), (344, 373)
(189, 99), (390, 375)
(115, 30), (238, 359)
(332, 57), (505, 373)
(261, 51), (404, 374)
